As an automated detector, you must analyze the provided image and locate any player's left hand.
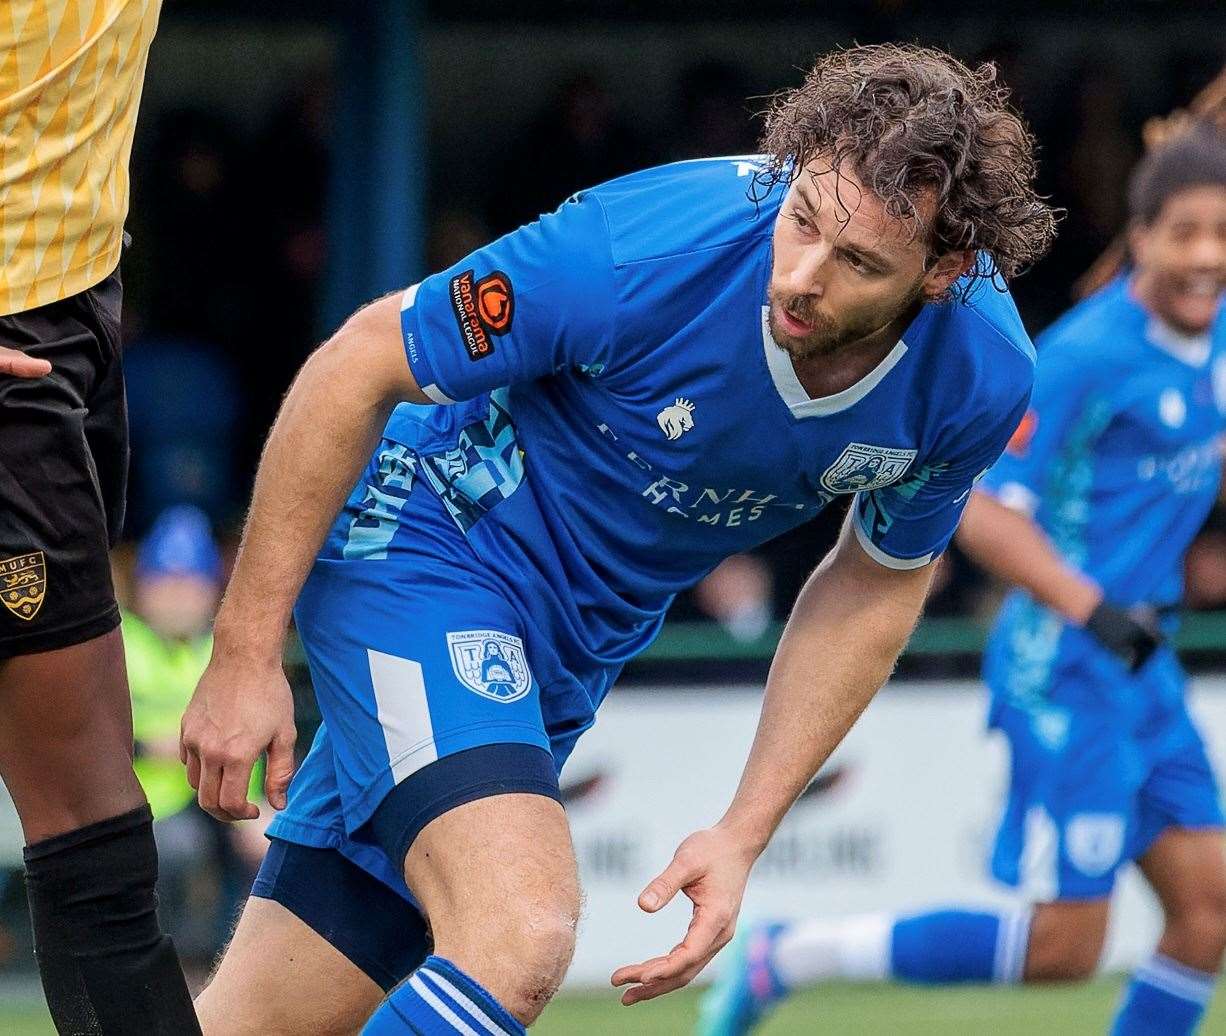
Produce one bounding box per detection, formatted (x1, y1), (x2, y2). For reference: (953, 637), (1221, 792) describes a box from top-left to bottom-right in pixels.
(610, 824), (757, 1006)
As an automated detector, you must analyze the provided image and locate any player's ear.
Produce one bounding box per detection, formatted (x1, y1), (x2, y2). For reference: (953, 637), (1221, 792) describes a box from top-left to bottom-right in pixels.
(1127, 219), (1152, 269)
(921, 249), (976, 299)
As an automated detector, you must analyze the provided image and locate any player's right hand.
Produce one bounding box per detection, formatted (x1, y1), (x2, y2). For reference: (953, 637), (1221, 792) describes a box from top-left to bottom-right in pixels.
(1084, 601), (1163, 673)
(180, 652), (297, 822)
(0, 345), (51, 378)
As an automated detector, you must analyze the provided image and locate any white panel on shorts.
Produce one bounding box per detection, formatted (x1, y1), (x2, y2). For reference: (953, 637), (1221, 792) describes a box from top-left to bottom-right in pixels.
(1018, 804), (1059, 902)
(367, 649), (438, 783)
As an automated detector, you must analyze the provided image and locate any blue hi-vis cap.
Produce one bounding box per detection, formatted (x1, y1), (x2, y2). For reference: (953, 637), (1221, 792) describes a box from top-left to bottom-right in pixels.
(136, 505), (221, 583)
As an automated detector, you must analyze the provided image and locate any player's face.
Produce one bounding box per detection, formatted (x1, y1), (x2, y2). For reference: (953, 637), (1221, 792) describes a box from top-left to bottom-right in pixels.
(1131, 184), (1226, 335)
(768, 159), (969, 359)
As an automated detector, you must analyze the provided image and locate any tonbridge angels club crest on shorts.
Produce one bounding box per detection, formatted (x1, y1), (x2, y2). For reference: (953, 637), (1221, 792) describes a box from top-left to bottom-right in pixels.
(820, 443), (916, 495)
(0, 551), (46, 621)
(446, 630), (533, 703)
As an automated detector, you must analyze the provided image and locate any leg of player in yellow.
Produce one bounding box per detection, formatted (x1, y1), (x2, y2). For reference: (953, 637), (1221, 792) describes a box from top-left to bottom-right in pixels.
(0, 631), (198, 1033)
(198, 793), (579, 1033)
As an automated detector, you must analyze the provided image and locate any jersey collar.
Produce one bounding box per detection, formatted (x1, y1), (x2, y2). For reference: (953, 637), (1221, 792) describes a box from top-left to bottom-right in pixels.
(759, 305), (908, 418)
(1144, 316), (1212, 368)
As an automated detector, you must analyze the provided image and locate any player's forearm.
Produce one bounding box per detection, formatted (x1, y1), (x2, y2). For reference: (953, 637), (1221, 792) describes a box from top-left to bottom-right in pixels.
(214, 302), (418, 661)
(955, 490), (1101, 624)
(717, 532), (929, 855)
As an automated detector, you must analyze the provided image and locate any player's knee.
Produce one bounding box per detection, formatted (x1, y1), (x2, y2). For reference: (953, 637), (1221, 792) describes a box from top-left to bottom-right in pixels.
(492, 900), (578, 1023)
(507, 905), (578, 1022)
(1167, 892), (1226, 965)
(1025, 903), (1108, 982)
(441, 894), (578, 1024)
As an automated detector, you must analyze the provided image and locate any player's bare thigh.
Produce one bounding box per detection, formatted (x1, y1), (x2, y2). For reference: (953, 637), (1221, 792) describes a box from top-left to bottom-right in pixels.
(0, 629), (145, 842)
(406, 792), (581, 1022)
(197, 896), (383, 1036)
(1138, 826), (1226, 971)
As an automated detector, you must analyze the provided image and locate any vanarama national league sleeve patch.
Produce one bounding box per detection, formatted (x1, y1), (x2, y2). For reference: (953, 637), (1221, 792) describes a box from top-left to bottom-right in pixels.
(449, 269), (515, 361)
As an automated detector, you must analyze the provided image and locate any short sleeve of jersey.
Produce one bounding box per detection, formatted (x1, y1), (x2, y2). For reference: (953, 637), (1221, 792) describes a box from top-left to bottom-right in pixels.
(977, 341), (1107, 515)
(399, 192), (617, 404)
(852, 389), (1031, 570)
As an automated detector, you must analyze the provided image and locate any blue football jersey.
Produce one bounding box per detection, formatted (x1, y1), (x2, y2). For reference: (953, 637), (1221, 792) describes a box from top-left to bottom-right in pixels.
(396, 156), (1035, 679)
(983, 276), (1226, 711)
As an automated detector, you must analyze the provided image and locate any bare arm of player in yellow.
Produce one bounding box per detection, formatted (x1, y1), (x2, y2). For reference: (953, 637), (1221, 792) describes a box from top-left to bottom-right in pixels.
(180, 291), (428, 822)
(612, 510), (934, 1005)
(956, 488), (1103, 624)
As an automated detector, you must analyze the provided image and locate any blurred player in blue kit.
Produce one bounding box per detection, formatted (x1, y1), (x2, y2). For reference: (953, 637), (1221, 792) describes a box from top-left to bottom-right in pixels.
(179, 45), (1057, 1033)
(706, 124), (1226, 1036)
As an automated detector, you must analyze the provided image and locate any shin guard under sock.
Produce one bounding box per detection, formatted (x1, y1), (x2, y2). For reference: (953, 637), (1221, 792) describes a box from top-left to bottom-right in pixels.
(23, 805), (200, 1035)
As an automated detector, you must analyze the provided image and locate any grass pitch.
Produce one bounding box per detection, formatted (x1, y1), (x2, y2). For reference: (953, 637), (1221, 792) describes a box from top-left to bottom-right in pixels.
(2, 978), (1224, 1033)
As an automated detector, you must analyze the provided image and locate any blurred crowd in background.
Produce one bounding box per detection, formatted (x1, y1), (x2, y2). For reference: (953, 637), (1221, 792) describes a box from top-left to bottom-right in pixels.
(112, 13), (1226, 642)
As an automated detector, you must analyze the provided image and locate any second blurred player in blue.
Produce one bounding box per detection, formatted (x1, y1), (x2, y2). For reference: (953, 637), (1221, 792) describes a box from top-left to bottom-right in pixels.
(703, 123), (1226, 1036)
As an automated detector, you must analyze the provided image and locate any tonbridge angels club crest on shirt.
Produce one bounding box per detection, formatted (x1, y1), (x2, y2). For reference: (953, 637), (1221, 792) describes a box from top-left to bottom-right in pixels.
(820, 443), (917, 495)
(446, 630), (533, 703)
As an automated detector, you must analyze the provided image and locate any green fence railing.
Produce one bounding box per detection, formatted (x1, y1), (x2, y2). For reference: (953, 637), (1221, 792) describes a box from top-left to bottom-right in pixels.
(284, 611), (1226, 670)
(638, 610), (1226, 664)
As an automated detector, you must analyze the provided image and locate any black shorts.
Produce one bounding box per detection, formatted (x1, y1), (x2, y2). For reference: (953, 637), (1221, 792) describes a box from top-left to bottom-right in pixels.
(0, 267), (127, 659)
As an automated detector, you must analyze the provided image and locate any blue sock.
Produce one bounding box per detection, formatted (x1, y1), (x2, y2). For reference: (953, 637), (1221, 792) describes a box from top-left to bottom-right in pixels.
(1110, 953), (1215, 1035)
(362, 955), (526, 1035)
(891, 907), (1032, 984)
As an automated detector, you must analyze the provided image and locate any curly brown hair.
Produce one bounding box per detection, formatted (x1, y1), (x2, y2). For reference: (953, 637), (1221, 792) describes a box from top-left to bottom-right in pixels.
(757, 43), (1059, 294)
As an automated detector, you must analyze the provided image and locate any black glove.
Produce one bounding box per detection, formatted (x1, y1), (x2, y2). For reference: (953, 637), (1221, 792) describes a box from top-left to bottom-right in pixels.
(1084, 602), (1163, 673)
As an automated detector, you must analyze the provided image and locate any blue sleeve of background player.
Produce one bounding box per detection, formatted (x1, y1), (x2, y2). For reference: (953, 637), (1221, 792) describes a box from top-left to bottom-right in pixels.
(976, 340), (1108, 514)
(398, 192), (617, 404)
(851, 389), (1032, 570)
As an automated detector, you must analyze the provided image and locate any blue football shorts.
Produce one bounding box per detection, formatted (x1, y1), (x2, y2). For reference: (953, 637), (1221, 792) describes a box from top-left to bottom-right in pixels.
(264, 410), (600, 919)
(989, 650), (1224, 900)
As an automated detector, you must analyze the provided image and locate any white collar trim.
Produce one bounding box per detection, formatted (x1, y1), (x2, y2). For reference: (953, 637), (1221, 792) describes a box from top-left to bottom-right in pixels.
(760, 305), (908, 418)
(1146, 316), (1211, 368)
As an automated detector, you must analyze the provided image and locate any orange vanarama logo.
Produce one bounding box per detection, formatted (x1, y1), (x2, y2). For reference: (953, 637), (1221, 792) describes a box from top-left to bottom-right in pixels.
(1006, 410), (1038, 457)
(0, 551), (46, 621)
(449, 269), (516, 363)
(476, 272), (514, 332)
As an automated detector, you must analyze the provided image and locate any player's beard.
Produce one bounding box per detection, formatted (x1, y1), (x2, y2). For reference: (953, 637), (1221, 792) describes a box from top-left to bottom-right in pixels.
(767, 283), (925, 361)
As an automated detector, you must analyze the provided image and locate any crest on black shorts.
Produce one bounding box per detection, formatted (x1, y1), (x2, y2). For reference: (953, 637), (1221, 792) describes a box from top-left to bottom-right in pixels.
(446, 630), (532, 703)
(1, 551), (46, 621)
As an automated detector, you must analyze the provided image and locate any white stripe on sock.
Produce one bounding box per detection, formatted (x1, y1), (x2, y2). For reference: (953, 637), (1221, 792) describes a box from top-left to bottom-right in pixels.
(419, 967), (515, 1036)
(408, 973), (481, 1035)
(992, 906), (1033, 984)
(1133, 954), (1216, 1007)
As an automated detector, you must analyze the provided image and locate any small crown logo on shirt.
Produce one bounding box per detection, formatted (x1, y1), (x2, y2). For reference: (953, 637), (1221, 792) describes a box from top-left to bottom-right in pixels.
(657, 398), (696, 441)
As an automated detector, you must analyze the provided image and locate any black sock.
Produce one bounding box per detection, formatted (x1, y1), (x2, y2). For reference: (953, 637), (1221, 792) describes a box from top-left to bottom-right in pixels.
(23, 805), (200, 1035)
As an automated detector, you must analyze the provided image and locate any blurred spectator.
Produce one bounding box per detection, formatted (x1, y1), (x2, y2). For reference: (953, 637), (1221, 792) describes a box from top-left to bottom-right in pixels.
(692, 554), (774, 643)
(490, 72), (652, 233)
(244, 74), (334, 479)
(141, 109), (254, 349)
(124, 507), (265, 965)
(672, 60), (759, 160)
(123, 336), (243, 534)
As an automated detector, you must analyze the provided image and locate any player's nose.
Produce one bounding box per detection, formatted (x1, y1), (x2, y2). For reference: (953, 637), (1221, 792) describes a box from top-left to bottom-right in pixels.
(783, 249), (829, 298)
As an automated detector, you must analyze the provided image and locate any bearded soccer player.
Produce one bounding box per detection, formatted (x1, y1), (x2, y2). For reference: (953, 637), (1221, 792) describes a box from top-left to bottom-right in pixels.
(180, 45), (1055, 1033)
(0, 2), (200, 1033)
(706, 125), (1226, 1036)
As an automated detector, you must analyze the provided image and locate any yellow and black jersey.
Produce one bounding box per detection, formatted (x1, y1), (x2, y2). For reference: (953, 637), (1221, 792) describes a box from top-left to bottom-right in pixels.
(0, 0), (162, 316)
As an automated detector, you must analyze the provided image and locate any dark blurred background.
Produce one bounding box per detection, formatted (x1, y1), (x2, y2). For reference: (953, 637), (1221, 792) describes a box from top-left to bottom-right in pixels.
(114, 0), (1226, 651)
